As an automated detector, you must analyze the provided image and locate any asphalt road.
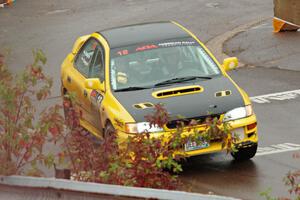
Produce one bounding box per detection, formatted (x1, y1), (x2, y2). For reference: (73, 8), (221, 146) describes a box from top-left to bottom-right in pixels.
(224, 21), (300, 71)
(1, 1), (299, 199)
(181, 68), (300, 199)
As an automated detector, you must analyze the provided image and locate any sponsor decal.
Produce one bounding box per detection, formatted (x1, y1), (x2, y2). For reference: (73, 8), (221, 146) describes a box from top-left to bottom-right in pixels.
(96, 93), (103, 104)
(91, 90), (97, 98)
(90, 90), (103, 107)
(117, 49), (129, 56)
(158, 41), (196, 47)
(112, 38), (198, 57)
(136, 45), (158, 52)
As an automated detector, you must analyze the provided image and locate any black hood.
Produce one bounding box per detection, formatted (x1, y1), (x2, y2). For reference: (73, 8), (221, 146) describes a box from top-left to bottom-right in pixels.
(112, 76), (245, 122)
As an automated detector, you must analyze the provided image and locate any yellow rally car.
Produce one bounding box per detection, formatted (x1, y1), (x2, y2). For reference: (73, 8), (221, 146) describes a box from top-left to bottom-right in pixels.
(61, 21), (258, 160)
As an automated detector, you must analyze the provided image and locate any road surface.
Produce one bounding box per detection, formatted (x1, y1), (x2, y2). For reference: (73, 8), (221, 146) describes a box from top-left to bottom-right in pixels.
(1, 1), (299, 199)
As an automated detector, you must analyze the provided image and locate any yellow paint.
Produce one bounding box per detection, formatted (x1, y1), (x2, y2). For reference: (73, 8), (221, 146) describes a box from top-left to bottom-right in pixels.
(115, 114), (258, 157)
(61, 33), (135, 137)
(71, 34), (90, 55)
(61, 23), (258, 158)
(222, 57), (239, 71)
(84, 78), (104, 92)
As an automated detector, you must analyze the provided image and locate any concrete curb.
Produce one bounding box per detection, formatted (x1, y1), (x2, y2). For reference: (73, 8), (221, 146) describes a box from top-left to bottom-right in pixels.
(0, 175), (239, 200)
(206, 17), (271, 67)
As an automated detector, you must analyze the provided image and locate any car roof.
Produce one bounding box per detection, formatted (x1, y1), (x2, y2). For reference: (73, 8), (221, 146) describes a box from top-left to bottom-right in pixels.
(98, 21), (191, 49)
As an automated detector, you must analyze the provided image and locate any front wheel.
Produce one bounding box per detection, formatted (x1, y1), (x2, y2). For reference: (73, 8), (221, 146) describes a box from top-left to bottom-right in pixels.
(231, 143), (257, 161)
(103, 122), (116, 139)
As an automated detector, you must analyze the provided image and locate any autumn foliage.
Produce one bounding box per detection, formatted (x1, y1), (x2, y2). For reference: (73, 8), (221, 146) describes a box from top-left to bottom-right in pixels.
(60, 100), (236, 189)
(60, 102), (182, 189)
(259, 153), (300, 200)
(0, 50), (63, 176)
(278, 153), (300, 200)
(0, 51), (236, 189)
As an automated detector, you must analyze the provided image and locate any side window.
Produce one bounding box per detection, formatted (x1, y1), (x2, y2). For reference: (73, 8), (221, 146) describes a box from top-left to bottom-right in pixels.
(90, 46), (105, 82)
(74, 38), (98, 77)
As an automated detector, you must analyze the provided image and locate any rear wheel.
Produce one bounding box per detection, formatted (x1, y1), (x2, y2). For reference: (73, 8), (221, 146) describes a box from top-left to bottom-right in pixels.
(231, 143), (257, 161)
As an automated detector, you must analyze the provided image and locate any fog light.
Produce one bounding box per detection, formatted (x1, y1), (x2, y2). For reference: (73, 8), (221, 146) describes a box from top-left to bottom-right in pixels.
(232, 127), (245, 141)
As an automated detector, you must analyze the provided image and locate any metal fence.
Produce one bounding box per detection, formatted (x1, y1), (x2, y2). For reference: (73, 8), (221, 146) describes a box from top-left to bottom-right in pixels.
(0, 176), (239, 200)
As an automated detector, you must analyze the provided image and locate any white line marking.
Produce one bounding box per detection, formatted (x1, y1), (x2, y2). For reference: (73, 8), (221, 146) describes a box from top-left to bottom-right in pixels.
(256, 143), (300, 156)
(205, 2), (219, 8)
(250, 89), (300, 104)
(46, 9), (70, 15)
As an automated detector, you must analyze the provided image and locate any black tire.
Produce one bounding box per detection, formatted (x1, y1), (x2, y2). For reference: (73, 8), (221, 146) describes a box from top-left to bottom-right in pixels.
(103, 122), (116, 139)
(103, 122), (119, 151)
(231, 143), (257, 161)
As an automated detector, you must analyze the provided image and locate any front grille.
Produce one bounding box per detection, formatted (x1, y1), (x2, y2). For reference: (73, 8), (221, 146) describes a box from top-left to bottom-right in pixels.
(166, 114), (221, 129)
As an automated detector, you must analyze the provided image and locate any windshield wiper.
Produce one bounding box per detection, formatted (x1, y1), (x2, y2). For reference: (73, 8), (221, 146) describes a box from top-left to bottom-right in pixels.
(154, 76), (212, 87)
(114, 86), (151, 92)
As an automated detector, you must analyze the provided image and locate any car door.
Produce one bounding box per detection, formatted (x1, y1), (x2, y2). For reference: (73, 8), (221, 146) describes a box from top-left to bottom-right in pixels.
(88, 44), (105, 132)
(64, 38), (99, 126)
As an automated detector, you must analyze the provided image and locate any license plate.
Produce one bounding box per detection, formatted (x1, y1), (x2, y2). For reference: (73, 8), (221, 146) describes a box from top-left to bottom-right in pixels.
(184, 140), (209, 152)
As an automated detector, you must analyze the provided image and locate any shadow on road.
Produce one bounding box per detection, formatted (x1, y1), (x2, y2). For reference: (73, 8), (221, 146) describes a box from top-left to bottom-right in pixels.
(179, 153), (260, 197)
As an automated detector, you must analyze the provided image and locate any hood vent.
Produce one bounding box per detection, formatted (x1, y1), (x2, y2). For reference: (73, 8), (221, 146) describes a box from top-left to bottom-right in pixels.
(215, 90), (231, 97)
(133, 102), (154, 109)
(152, 85), (204, 99)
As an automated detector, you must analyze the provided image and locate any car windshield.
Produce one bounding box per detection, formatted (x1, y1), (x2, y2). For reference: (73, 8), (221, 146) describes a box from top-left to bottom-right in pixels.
(110, 38), (221, 91)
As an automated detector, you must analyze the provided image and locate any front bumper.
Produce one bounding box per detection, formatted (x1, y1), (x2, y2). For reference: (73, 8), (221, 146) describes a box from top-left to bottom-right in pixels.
(116, 114), (258, 157)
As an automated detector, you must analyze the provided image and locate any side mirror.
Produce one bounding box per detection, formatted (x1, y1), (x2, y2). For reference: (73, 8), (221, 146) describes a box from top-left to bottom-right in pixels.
(84, 78), (105, 92)
(71, 35), (90, 55)
(222, 57), (239, 71)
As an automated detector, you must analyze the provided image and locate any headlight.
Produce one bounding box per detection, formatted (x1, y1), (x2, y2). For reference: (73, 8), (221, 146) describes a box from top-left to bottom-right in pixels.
(125, 122), (163, 134)
(223, 105), (253, 122)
